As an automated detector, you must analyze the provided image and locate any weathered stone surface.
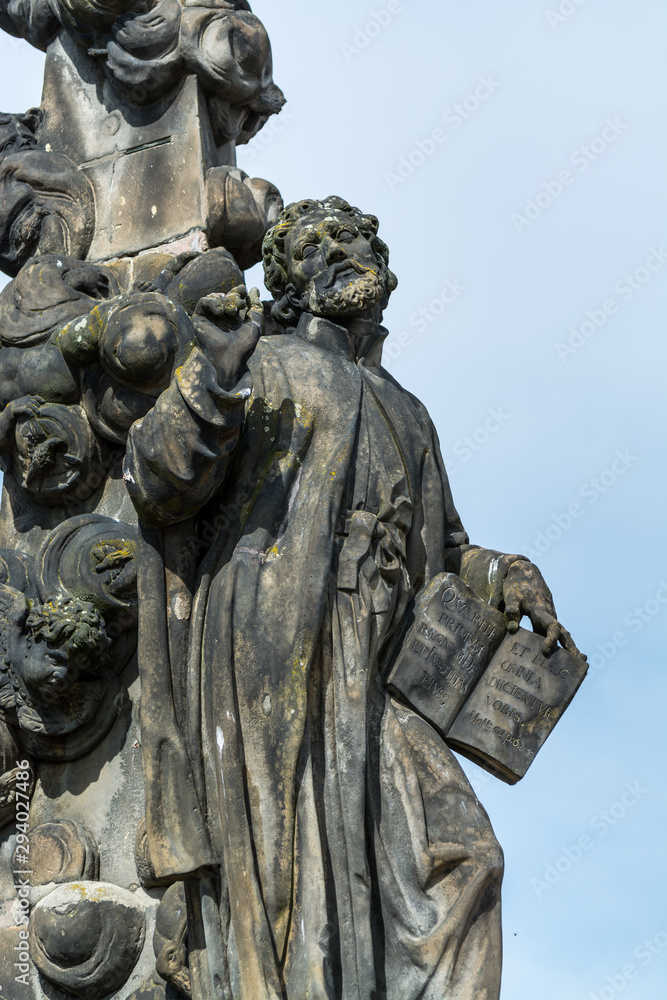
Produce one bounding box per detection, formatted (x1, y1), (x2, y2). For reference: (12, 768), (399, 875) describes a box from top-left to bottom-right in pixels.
(35, 512), (138, 617)
(0, 5), (589, 998)
(29, 881), (146, 997)
(14, 816), (99, 885)
(0, 142), (96, 276)
(41, 48), (218, 261)
(448, 626), (589, 783)
(387, 571), (506, 735)
(153, 883), (189, 998)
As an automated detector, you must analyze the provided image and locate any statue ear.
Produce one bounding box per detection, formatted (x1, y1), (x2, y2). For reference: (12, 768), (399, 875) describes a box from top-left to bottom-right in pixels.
(284, 283), (302, 308)
(271, 284), (301, 329)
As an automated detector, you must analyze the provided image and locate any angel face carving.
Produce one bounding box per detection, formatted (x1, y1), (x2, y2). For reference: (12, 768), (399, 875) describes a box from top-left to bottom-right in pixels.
(0, 522), (136, 761)
(1, 591), (110, 708)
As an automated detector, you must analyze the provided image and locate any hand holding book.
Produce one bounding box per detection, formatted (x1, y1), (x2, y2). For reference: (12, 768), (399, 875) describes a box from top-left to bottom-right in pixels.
(501, 557), (582, 657)
(386, 572), (588, 784)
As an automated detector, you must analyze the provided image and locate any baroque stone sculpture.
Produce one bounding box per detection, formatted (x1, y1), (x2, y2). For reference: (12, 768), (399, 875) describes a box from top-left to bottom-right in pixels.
(0, 4), (587, 999)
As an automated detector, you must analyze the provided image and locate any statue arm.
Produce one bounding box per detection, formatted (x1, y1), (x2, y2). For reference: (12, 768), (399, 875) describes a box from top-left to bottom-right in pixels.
(124, 346), (248, 528)
(417, 406), (582, 657)
(443, 544), (527, 608)
(123, 284), (261, 528)
(0, 0), (60, 51)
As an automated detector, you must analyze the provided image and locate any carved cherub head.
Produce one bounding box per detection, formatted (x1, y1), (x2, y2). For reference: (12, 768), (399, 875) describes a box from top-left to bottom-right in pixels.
(262, 196), (398, 329)
(0, 587), (110, 708)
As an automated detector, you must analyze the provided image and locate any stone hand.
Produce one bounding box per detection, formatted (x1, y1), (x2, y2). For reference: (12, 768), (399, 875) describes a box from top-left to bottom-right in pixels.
(195, 285), (264, 332)
(0, 394), (44, 452)
(114, 3), (176, 49)
(193, 285), (263, 391)
(502, 558), (583, 658)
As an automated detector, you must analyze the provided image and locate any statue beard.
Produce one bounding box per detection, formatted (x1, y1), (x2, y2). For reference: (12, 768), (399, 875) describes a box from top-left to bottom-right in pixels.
(305, 262), (387, 318)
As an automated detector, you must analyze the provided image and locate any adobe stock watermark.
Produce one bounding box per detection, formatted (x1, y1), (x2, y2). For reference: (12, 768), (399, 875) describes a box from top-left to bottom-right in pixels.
(555, 245), (667, 361)
(445, 407), (511, 476)
(240, 110), (297, 165)
(12, 759), (32, 989)
(385, 75), (501, 191)
(340, 1), (403, 62)
(531, 780), (649, 898)
(383, 276), (466, 363)
(588, 920), (667, 1000)
(545, 0), (589, 31)
(585, 579), (667, 681)
(511, 117), (628, 233)
(522, 449), (638, 560)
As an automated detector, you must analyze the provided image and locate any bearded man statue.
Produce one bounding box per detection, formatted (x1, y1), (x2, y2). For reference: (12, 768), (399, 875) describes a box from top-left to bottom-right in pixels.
(123, 196), (577, 1000)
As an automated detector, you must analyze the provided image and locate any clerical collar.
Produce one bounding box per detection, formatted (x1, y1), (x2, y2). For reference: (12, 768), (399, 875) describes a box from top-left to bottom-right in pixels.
(294, 312), (388, 367)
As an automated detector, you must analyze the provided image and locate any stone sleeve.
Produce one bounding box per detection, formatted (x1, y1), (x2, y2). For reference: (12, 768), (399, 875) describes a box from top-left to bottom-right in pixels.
(124, 346), (248, 528)
(0, 0), (60, 50)
(444, 544), (529, 609)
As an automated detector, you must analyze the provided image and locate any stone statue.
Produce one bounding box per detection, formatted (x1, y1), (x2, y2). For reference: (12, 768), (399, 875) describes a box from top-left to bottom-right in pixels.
(121, 195), (582, 999)
(0, 4), (587, 998)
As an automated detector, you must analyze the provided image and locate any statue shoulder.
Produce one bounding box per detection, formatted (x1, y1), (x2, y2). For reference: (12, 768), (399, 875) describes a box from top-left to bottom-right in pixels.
(372, 363), (437, 430)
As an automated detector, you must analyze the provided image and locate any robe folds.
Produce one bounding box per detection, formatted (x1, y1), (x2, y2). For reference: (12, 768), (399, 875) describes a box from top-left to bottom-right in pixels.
(125, 312), (504, 1000)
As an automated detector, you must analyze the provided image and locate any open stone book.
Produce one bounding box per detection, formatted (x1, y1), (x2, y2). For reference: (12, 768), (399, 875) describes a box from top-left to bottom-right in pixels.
(387, 574), (588, 783)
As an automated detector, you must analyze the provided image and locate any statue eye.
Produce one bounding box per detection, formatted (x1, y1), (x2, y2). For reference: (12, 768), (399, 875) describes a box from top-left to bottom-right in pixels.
(337, 229), (355, 242)
(301, 243), (318, 258)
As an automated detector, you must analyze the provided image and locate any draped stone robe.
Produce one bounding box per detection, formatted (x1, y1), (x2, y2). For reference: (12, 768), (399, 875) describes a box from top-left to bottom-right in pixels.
(125, 312), (504, 1000)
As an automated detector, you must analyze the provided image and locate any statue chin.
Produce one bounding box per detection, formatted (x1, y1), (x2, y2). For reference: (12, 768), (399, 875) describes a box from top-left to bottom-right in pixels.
(308, 272), (387, 319)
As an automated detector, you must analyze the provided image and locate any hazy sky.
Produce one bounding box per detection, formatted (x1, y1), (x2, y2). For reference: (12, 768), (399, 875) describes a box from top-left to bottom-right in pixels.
(0, 2), (666, 997)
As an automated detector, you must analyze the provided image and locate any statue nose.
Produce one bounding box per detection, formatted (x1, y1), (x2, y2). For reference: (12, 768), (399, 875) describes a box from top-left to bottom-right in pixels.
(323, 238), (348, 264)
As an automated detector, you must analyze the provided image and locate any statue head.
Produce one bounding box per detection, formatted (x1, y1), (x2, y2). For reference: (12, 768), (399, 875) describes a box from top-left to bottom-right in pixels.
(262, 196), (398, 328)
(0, 110), (42, 156)
(0, 588), (110, 707)
(0, 150), (96, 277)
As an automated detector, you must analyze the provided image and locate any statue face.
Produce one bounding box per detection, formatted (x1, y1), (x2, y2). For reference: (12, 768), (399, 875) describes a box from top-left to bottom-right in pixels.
(0, 151), (94, 277)
(285, 210), (387, 319)
(19, 634), (84, 705)
(0, 117), (38, 156)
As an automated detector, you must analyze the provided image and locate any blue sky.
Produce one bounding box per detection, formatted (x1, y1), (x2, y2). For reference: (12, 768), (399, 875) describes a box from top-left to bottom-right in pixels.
(1, 1), (666, 997)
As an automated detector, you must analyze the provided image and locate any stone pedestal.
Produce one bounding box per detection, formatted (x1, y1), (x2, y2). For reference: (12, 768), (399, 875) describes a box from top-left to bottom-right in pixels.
(39, 32), (232, 261)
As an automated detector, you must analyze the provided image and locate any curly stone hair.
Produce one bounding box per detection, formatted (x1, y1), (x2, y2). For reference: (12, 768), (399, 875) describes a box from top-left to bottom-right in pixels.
(262, 196), (397, 326)
(26, 596), (110, 670)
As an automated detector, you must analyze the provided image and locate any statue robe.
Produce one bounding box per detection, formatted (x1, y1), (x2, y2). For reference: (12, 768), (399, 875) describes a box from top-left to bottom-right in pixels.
(125, 311), (504, 1000)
